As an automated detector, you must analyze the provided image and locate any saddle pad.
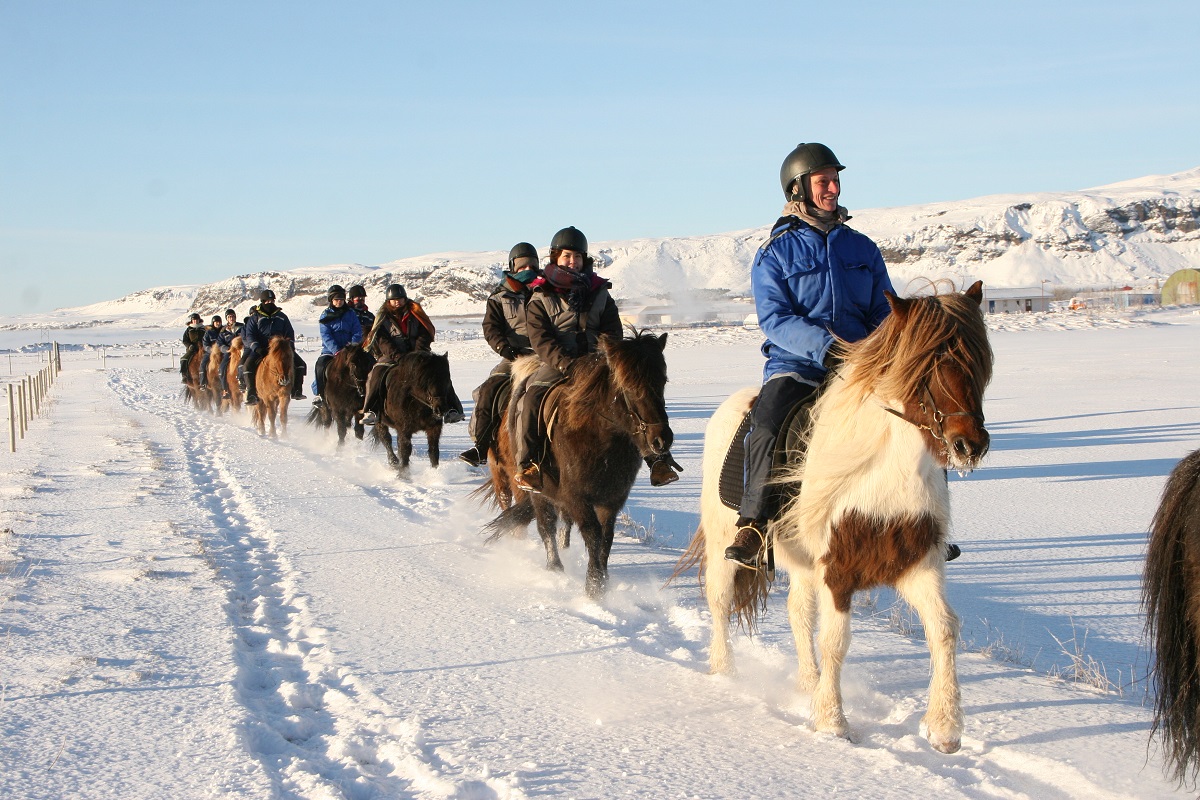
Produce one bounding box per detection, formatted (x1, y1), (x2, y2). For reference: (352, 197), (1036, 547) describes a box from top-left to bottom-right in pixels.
(717, 397), (815, 513)
(718, 410), (755, 511)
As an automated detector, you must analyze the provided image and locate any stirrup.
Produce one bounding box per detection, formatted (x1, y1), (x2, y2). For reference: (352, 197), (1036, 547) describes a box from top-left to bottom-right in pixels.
(515, 463), (543, 493)
(724, 522), (768, 569)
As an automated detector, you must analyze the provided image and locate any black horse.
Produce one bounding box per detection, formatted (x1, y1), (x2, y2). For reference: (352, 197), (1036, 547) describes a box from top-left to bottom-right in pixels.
(1144, 447), (1200, 788)
(307, 343), (375, 446)
(371, 350), (458, 475)
(484, 331), (672, 598)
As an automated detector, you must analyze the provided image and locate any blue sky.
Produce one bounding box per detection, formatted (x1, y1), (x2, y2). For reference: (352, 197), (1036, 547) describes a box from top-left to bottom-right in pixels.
(1, 1), (1197, 315)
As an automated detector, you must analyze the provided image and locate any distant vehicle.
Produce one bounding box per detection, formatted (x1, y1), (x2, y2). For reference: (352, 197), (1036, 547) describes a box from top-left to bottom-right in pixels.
(1069, 297), (1089, 311)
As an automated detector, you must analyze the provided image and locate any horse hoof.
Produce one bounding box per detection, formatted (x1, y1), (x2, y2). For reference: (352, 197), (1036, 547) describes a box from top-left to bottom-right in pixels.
(920, 720), (961, 754)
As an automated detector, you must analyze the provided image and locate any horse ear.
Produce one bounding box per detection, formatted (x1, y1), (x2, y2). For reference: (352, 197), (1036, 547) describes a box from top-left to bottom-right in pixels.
(964, 280), (984, 306)
(886, 290), (912, 322)
(657, 332), (668, 351)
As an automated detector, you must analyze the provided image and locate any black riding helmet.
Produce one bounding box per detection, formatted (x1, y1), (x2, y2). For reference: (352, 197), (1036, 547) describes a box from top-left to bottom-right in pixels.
(508, 242), (539, 272)
(385, 284), (407, 302)
(225, 308), (237, 319)
(550, 226), (587, 256)
(259, 289), (276, 304)
(328, 284), (346, 302)
(347, 284), (367, 300)
(779, 142), (845, 201)
(188, 313), (202, 323)
(211, 315), (223, 325)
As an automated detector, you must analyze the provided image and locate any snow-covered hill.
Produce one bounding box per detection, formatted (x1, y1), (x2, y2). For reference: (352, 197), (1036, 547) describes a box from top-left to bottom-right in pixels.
(5, 168), (1198, 330)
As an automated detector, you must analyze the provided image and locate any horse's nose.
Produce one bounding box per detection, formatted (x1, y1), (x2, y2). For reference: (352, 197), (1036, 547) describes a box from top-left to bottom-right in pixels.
(952, 429), (989, 461)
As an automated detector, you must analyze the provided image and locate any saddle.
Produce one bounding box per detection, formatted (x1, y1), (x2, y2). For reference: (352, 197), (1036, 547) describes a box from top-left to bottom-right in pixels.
(717, 395), (815, 512)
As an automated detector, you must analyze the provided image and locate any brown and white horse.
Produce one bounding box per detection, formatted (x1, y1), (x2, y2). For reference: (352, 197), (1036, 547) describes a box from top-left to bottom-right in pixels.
(682, 281), (992, 753)
(251, 336), (294, 438)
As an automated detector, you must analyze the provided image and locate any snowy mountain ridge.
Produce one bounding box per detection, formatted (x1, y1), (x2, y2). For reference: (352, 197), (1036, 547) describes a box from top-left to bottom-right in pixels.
(8, 167), (1198, 329)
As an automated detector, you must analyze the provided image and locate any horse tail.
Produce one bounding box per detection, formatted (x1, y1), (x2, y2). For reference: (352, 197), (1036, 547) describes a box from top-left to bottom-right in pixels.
(469, 479), (498, 508)
(305, 403), (332, 429)
(482, 499), (536, 543)
(1144, 448), (1200, 787)
(667, 523), (707, 588)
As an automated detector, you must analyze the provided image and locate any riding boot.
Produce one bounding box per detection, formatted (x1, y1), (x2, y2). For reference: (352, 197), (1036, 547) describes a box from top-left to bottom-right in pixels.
(180, 357), (190, 384)
(236, 365), (247, 392)
(725, 517), (768, 567)
(645, 454), (682, 486)
(245, 372), (259, 406)
(946, 543), (962, 562)
(459, 445), (486, 467)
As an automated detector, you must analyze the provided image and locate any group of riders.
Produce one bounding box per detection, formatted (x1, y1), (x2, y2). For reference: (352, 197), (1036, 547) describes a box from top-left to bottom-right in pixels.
(180, 141), (957, 570)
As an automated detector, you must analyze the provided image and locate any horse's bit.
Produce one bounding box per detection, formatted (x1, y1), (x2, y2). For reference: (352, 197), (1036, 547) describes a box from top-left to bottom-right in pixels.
(883, 383), (983, 445)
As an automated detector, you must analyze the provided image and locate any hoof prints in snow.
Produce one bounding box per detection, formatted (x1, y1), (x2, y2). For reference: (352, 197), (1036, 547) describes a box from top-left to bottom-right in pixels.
(109, 371), (446, 798)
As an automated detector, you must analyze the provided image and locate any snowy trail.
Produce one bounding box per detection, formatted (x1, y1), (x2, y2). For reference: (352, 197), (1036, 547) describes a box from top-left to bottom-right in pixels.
(4, 316), (1197, 798)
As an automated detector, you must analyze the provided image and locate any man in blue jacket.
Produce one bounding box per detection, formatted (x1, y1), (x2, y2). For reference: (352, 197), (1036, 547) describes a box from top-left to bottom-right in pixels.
(726, 143), (894, 567)
(240, 289), (307, 406)
(312, 284), (363, 407)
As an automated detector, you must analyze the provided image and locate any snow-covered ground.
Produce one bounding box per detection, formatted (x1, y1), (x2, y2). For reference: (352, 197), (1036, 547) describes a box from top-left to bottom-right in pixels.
(2, 305), (1199, 798)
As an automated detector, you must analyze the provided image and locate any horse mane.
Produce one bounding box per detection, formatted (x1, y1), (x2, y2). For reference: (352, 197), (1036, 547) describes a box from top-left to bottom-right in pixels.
(558, 329), (667, 409)
(839, 286), (992, 406)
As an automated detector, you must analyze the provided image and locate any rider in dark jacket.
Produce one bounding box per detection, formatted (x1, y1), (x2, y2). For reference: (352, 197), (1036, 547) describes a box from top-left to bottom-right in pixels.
(347, 284), (375, 334)
(180, 313), (205, 384)
(239, 289), (307, 405)
(198, 315), (224, 389)
(459, 242), (540, 467)
(359, 283), (447, 426)
(513, 227), (682, 492)
(217, 308), (242, 398)
(312, 285), (364, 406)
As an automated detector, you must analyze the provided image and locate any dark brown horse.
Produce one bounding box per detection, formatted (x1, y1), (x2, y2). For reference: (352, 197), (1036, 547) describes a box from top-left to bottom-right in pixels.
(484, 331), (672, 599)
(679, 282), (992, 753)
(371, 350), (456, 475)
(1144, 447), (1200, 789)
(181, 349), (207, 410)
(307, 343), (374, 445)
(252, 336), (294, 438)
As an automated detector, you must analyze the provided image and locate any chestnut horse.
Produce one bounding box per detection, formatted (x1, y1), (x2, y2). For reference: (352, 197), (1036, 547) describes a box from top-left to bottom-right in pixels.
(679, 282), (992, 753)
(1144, 447), (1200, 788)
(484, 331), (673, 598)
(251, 336), (294, 438)
(203, 342), (224, 415)
(307, 343), (374, 446)
(224, 336), (244, 414)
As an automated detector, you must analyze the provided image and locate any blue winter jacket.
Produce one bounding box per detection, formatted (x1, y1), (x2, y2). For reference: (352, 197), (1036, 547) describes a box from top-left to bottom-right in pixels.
(753, 216), (894, 384)
(318, 305), (363, 355)
(243, 306), (295, 354)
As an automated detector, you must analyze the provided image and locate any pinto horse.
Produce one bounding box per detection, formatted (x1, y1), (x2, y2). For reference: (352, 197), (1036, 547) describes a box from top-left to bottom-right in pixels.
(371, 350), (456, 475)
(307, 343), (374, 446)
(679, 281), (992, 752)
(484, 331), (673, 599)
(1144, 447), (1200, 788)
(251, 336), (294, 438)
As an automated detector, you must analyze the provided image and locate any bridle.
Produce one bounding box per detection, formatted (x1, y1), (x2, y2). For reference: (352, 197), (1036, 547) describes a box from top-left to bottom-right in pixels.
(883, 383), (984, 446)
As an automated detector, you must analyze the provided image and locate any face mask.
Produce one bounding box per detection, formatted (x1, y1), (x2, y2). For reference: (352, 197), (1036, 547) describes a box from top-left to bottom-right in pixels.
(511, 269), (537, 284)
